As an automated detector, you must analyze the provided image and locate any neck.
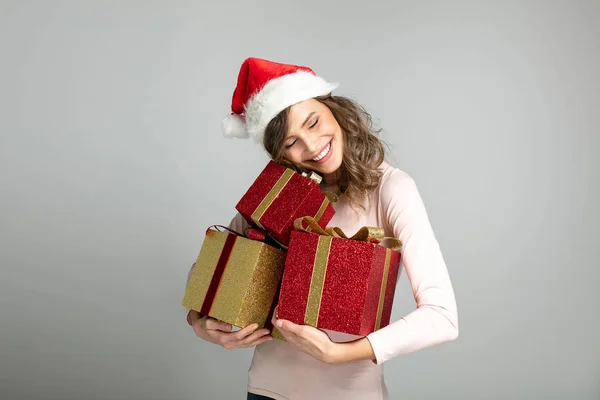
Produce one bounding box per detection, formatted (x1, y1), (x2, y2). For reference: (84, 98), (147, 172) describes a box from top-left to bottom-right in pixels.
(322, 169), (341, 185)
(320, 169), (342, 195)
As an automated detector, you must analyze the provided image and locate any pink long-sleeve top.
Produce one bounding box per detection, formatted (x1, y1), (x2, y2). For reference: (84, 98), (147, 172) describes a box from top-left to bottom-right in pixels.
(187, 161), (458, 400)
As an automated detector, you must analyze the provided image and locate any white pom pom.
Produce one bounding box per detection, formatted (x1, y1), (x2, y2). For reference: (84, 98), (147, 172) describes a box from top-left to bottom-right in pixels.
(222, 113), (249, 138)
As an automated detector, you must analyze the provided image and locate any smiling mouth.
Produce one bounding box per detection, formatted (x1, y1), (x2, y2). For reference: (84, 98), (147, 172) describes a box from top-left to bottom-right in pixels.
(311, 142), (332, 162)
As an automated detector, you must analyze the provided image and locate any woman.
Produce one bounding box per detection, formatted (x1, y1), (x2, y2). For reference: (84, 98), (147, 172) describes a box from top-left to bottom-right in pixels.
(186, 57), (458, 400)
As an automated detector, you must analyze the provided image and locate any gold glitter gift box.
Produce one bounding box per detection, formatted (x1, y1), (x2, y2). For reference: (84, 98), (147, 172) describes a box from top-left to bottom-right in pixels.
(182, 226), (286, 339)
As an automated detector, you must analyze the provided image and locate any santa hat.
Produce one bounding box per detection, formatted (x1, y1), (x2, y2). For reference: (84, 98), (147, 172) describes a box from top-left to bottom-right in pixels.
(222, 57), (338, 142)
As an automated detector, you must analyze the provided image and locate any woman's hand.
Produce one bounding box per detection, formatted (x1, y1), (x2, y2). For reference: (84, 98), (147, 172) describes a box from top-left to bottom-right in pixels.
(271, 308), (340, 364)
(272, 308), (377, 364)
(188, 310), (272, 349)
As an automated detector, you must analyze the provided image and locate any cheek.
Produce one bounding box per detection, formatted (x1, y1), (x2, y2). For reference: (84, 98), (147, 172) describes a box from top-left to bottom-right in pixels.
(285, 148), (303, 164)
(331, 125), (343, 145)
(322, 119), (342, 142)
(322, 121), (337, 137)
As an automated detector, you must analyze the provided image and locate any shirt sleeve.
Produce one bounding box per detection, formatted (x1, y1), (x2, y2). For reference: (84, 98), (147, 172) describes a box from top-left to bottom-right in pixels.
(365, 170), (459, 364)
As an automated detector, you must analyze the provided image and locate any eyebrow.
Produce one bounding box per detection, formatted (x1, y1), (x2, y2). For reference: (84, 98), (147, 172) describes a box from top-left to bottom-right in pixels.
(301, 112), (316, 129)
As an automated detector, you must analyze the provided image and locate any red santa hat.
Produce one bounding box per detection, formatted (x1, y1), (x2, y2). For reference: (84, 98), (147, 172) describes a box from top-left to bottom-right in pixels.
(222, 57), (338, 142)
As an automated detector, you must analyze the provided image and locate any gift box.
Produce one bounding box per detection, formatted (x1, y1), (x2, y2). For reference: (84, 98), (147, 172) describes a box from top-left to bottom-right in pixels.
(235, 160), (336, 245)
(182, 226), (286, 336)
(276, 217), (402, 336)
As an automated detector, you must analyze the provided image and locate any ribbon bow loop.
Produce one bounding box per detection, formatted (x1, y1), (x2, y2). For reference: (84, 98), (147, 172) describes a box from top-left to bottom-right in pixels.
(293, 216), (402, 251)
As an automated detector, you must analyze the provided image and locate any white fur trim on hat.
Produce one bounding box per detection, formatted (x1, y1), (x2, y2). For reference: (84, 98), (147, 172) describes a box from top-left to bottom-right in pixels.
(222, 113), (249, 138)
(244, 71), (338, 142)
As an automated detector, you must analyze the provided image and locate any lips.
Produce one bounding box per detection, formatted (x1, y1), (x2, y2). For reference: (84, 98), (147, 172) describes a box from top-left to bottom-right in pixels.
(311, 141), (332, 162)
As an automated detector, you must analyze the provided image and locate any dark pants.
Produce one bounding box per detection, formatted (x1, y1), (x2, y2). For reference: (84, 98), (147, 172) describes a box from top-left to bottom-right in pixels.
(247, 393), (275, 400)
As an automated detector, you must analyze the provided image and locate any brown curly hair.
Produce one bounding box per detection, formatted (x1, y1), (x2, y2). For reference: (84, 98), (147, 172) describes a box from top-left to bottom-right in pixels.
(263, 94), (387, 209)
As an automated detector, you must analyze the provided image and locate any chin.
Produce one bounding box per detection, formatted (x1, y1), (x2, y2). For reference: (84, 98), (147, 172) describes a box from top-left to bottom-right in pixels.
(311, 159), (342, 176)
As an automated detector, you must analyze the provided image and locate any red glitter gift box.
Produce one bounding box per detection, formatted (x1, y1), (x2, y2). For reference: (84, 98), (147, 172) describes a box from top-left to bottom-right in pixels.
(276, 217), (402, 336)
(235, 160), (336, 246)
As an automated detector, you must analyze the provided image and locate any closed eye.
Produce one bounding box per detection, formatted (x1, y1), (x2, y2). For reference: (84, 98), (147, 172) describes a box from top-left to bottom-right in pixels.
(309, 118), (319, 129)
(285, 139), (297, 149)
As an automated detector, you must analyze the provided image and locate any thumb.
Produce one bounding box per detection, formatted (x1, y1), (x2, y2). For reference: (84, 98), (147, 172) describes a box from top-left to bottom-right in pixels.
(271, 306), (278, 326)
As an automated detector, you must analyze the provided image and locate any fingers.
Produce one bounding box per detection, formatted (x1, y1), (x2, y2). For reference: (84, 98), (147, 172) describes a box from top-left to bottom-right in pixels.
(204, 317), (232, 332)
(232, 323), (260, 340)
(243, 332), (272, 347)
(240, 327), (271, 343)
(190, 315), (274, 349)
(277, 319), (304, 336)
(220, 326), (272, 349)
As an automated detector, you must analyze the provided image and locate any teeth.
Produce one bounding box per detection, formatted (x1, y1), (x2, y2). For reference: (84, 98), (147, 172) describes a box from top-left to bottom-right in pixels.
(312, 143), (331, 161)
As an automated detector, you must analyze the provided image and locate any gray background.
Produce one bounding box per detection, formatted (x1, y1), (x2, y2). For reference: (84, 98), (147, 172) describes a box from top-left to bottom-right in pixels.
(1, 1), (599, 399)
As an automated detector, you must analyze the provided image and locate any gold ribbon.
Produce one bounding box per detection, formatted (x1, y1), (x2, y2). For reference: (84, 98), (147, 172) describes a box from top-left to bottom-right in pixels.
(374, 250), (392, 331)
(304, 235), (332, 326)
(323, 191), (339, 203)
(293, 216), (402, 250)
(302, 171), (322, 184)
(251, 169), (295, 229)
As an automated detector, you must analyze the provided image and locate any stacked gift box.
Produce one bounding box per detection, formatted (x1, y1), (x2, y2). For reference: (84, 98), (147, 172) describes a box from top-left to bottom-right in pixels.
(182, 160), (402, 341)
(181, 225), (286, 336)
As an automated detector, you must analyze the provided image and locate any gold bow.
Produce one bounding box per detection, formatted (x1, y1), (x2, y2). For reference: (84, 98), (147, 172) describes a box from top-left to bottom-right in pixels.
(293, 216), (402, 251)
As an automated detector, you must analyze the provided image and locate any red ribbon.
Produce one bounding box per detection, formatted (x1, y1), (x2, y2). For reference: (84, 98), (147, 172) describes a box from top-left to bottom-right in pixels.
(199, 225), (273, 316)
(200, 232), (237, 316)
(206, 225), (267, 241)
(246, 228), (267, 241)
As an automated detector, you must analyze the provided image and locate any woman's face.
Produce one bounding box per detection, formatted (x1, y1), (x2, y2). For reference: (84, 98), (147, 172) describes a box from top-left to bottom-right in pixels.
(282, 98), (344, 177)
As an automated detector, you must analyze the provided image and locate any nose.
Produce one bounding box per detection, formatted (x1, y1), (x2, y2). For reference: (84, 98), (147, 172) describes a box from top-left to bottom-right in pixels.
(304, 135), (320, 155)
